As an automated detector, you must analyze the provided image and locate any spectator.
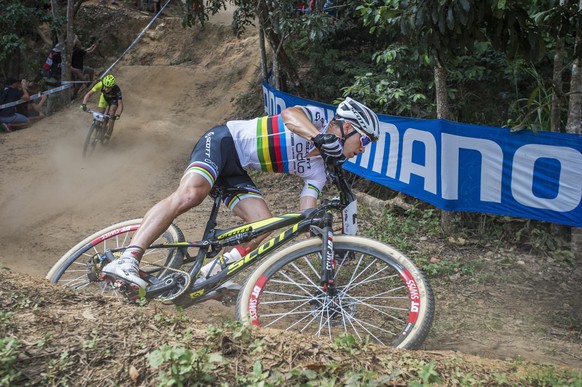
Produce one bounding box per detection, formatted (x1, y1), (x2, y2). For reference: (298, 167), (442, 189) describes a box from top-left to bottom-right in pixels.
(152, 0), (160, 14)
(41, 43), (63, 86)
(324, 0), (336, 16)
(16, 81), (47, 121)
(71, 36), (97, 98)
(0, 78), (30, 132)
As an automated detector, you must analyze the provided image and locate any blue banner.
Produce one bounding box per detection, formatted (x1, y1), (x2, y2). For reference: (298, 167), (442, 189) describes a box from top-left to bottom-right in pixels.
(263, 82), (582, 227)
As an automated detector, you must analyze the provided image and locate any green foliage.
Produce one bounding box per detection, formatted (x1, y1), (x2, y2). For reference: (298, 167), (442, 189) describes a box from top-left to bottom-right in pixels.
(0, 0), (54, 77)
(286, 14), (380, 104)
(506, 61), (558, 132)
(237, 360), (270, 386)
(182, 0), (228, 28)
(333, 333), (369, 355)
(342, 70), (432, 117)
(231, 0), (257, 37)
(0, 35), (26, 64)
(410, 361), (442, 386)
(82, 335), (99, 350)
(147, 344), (226, 386)
(0, 337), (22, 386)
(154, 307), (188, 326)
(461, 213), (573, 263)
(36, 333), (52, 348)
(206, 320), (254, 344)
(533, 0), (582, 39)
(363, 203), (440, 246)
(43, 350), (72, 385)
(0, 311), (13, 329)
(521, 365), (582, 387)
(416, 257), (460, 278)
(9, 292), (37, 309)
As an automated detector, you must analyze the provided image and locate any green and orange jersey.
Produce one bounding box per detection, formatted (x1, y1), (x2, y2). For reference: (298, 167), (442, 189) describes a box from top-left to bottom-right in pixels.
(226, 106), (328, 199)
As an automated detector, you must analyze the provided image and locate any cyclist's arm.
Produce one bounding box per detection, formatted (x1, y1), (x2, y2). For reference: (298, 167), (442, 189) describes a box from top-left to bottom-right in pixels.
(280, 106), (321, 141)
(116, 99), (124, 116)
(82, 89), (94, 105)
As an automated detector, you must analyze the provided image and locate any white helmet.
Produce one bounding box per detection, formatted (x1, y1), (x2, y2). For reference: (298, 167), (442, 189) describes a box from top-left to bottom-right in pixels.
(336, 97), (380, 141)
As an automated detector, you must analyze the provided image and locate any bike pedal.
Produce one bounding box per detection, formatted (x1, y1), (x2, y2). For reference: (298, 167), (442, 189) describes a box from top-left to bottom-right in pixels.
(99, 273), (143, 301)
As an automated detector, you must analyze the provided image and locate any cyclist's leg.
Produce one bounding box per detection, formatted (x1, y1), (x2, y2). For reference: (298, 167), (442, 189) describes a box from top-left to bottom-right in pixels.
(105, 101), (118, 136)
(131, 172), (212, 255)
(103, 126), (231, 285)
(102, 172), (212, 286)
(231, 196), (272, 251)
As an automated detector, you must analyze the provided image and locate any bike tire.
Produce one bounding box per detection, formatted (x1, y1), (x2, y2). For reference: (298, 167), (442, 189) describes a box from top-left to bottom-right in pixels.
(236, 235), (434, 349)
(100, 119), (111, 145)
(46, 219), (185, 296)
(83, 122), (99, 157)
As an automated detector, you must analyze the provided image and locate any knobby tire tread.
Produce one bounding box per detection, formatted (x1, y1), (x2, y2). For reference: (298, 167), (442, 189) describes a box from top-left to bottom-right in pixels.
(83, 122), (99, 157)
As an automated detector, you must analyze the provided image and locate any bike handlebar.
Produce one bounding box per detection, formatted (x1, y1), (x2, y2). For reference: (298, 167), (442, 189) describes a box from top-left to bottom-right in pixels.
(84, 108), (113, 122)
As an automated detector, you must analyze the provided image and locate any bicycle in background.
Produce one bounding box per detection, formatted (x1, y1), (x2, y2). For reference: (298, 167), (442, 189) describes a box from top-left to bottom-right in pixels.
(82, 105), (116, 157)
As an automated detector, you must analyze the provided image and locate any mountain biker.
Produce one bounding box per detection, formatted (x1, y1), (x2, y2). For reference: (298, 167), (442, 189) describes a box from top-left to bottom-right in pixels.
(81, 74), (123, 140)
(102, 97), (380, 289)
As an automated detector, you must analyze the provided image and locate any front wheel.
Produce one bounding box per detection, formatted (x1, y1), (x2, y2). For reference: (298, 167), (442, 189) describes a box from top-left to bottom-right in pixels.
(101, 119), (112, 145)
(46, 219), (185, 297)
(236, 235), (435, 349)
(83, 122), (100, 157)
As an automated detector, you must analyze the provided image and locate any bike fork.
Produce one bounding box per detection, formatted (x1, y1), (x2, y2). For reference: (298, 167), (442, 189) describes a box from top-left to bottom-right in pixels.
(320, 211), (337, 296)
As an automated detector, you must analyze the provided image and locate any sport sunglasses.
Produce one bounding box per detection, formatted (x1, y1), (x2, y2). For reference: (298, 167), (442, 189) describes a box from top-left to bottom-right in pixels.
(344, 124), (372, 147)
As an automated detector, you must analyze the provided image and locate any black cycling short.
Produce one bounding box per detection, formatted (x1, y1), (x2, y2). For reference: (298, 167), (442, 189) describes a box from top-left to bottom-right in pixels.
(183, 125), (263, 210)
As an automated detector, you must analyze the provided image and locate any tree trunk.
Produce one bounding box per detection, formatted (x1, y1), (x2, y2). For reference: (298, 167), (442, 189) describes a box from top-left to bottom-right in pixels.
(434, 63), (456, 233)
(551, 36), (564, 133)
(258, 22), (268, 83)
(565, 0), (582, 261)
(256, 0), (303, 91)
(48, 0), (65, 114)
(272, 46), (280, 90)
(434, 63), (450, 118)
(64, 0), (74, 101)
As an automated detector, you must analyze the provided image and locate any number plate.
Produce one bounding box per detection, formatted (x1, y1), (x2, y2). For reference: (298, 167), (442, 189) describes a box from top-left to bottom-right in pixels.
(342, 199), (358, 235)
(92, 112), (105, 122)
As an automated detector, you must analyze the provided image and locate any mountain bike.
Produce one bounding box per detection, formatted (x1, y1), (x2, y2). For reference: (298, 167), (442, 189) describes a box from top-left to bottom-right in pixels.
(46, 165), (435, 349)
(82, 105), (114, 157)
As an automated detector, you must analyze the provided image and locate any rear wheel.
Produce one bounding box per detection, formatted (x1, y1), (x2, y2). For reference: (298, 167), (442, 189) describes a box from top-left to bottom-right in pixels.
(46, 219), (185, 297)
(83, 122), (100, 157)
(236, 235), (435, 349)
